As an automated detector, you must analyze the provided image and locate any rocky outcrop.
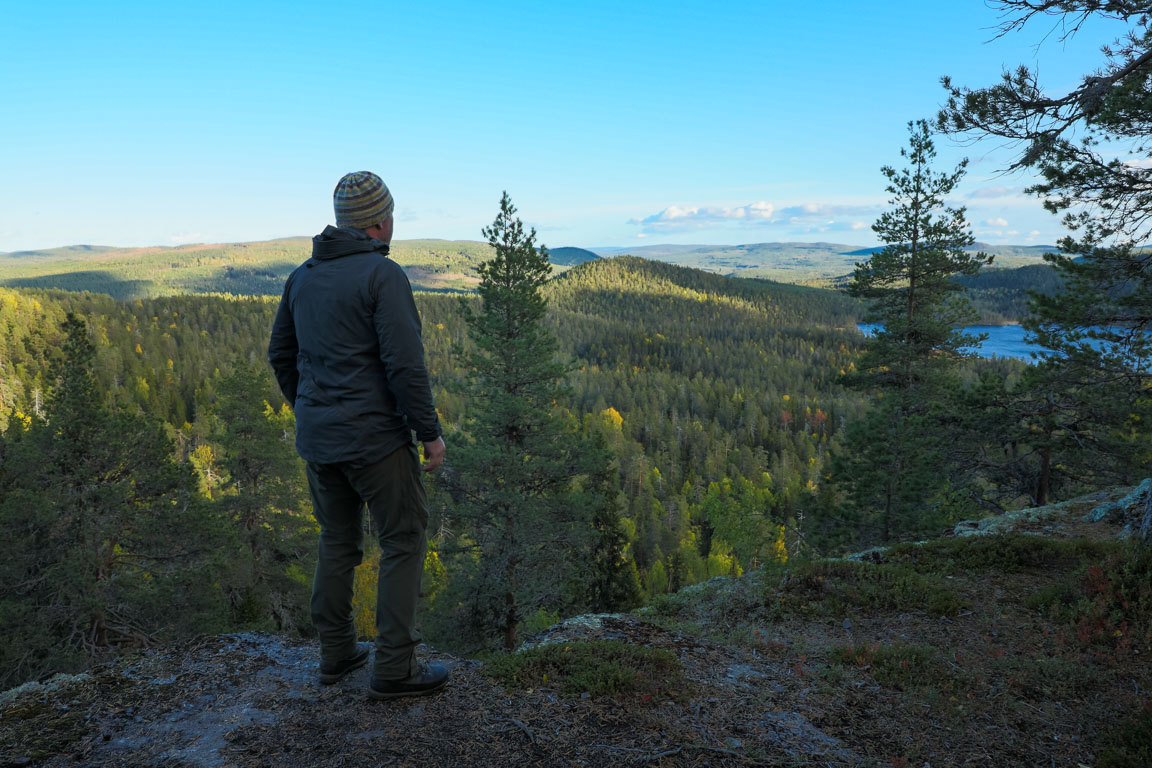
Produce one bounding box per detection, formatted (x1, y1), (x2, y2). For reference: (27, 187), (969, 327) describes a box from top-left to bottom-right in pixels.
(0, 628), (860, 767)
(1084, 477), (1152, 544)
(952, 487), (1117, 538)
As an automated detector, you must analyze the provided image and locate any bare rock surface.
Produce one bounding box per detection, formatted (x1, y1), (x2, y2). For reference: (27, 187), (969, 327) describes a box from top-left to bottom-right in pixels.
(1, 626), (856, 767)
(1085, 477), (1152, 543)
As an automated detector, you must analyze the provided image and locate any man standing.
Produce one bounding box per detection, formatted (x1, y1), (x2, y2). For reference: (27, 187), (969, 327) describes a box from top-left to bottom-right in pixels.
(268, 171), (449, 699)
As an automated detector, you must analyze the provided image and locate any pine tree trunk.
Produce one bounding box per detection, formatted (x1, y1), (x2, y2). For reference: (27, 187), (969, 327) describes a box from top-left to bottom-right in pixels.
(1036, 446), (1051, 507)
(503, 560), (518, 652)
(883, 478), (893, 544)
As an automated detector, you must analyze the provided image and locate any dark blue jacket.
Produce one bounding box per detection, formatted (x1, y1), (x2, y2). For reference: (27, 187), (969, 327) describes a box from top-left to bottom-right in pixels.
(268, 226), (441, 466)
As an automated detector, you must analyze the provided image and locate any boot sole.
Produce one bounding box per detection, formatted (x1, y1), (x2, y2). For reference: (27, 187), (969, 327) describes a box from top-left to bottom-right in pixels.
(367, 677), (449, 700)
(319, 650), (369, 685)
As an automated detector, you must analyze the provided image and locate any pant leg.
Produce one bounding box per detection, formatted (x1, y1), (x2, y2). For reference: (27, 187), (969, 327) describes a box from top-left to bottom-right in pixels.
(344, 442), (428, 680)
(306, 461), (365, 664)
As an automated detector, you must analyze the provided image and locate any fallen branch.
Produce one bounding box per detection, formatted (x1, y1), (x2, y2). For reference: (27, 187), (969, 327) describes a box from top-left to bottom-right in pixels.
(485, 716), (536, 744)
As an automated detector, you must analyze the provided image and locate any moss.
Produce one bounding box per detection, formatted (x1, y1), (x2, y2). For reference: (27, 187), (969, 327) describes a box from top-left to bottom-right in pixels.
(648, 559), (961, 627)
(772, 561), (962, 618)
(647, 590), (697, 617)
(483, 640), (685, 699)
(883, 534), (1115, 574)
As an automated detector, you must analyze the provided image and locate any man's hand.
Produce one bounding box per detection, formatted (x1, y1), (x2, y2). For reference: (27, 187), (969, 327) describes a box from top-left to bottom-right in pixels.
(421, 436), (446, 472)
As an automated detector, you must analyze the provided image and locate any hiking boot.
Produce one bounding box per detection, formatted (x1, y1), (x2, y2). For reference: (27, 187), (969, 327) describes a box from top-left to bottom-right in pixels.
(368, 663), (450, 700)
(319, 646), (370, 685)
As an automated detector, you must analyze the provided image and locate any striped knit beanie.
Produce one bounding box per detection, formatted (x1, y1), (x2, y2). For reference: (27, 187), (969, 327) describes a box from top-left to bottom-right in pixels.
(333, 171), (394, 229)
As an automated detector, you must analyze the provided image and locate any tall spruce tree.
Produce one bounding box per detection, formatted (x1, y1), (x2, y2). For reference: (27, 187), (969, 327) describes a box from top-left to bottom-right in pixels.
(836, 121), (991, 542)
(939, 1), (1152, 489)
(209, 363), (315, 631)
(0, 315), (222, 686)
(443, 193), (620, 651)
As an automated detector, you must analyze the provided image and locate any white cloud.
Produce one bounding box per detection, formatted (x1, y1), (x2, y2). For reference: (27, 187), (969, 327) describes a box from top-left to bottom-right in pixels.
(632, 200), (883, 234)
(638, 201), (776, 230)
(778, 203), (879, 218)
(985, 217), (1009, 227)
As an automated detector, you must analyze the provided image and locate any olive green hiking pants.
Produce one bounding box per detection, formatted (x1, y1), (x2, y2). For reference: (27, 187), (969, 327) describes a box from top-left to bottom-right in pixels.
(306, 442), (427, 680)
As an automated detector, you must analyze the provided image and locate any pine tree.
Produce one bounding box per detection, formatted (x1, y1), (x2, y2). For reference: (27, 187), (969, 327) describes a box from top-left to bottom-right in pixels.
(836, 121), (991, 542)
(847, 120), (992, 391)
(442, 193), (615, 651)
(940, 1), (1152, 489)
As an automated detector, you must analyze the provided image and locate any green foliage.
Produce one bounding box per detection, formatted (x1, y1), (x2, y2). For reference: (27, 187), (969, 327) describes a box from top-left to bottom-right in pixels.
(831, 399), (958, 544)
(836, 120), (993, 542)
(1026, 542), (1152, 653)
(954, 264), (1063, 324)
(882, 534), (1114, 574)
(483, 640), (683, 698)
(647, 557), (962, 625)
(0, 244), (916, 679)
(847, 120), (991, 381)
(206, 363), (316, 632)
(772, 560), (962, 619)
(438, 193), (615, 651)
(0, 250), (872, 673)
(940, 1), (1152, 497)
(0, 315), (225, 687)
(1098, 702), (1152, 768)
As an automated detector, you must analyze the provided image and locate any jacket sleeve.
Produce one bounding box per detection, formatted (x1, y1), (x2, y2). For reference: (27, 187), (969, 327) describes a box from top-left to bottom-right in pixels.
(372, 263), (442, 442)
(267, 272), (300, 406)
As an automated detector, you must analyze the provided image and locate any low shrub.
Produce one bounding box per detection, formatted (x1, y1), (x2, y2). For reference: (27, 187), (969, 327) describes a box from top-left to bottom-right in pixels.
(1098, 700), (1152, 768)
(772, 561), (962, 618)
(1026, 543), (1152, 653)
(989, 655), (1099, 699)
(828, 643), (967, 692)
(483, 640), (684, 699)
(883, 535), (1113, 574)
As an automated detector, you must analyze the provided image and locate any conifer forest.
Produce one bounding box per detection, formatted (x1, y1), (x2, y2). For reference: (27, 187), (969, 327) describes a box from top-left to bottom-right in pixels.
(2, 3), (1151, 703)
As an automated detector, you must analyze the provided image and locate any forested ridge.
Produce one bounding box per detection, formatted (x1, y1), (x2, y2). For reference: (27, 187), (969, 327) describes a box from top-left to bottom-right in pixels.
(6, 237), (1145, 687)
(0, 239), (500, 299)
(0, 257), (878, 684)
(0, 235), (1065, 323)
(4, 1), (1152, 762)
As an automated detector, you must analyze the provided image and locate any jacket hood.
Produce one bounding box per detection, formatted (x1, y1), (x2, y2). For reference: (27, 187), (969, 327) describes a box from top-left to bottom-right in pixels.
(311, 225), (391, 261)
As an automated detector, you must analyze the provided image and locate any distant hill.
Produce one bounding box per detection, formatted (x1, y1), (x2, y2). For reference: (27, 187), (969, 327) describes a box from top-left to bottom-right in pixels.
(546, 246), (600, 266)
(0, 244), (124, 261)
(0, 236), (1071, 308)
(0, 237), (595, 300)
(591, 241), (1063, 283)
(956, 263), (1065, 323)
(0, 238), (495, 299)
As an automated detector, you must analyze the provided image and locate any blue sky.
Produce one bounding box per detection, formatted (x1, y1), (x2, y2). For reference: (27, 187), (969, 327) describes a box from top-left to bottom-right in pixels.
(0, 1), (1130, 251)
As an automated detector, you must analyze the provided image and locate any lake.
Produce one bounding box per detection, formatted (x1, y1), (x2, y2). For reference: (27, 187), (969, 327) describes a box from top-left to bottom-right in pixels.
(856, 323), (1039, 362)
